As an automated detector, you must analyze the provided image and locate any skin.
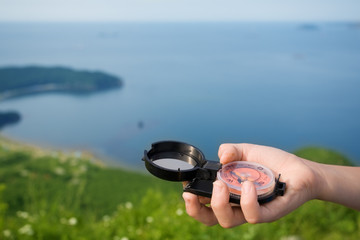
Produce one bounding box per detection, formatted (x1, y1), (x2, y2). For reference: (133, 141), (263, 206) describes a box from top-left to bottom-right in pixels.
(182, 143), (360, 228)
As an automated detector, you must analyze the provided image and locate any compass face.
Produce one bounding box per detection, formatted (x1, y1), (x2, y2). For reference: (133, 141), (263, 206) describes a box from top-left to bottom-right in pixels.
(217, 161), (275, 197)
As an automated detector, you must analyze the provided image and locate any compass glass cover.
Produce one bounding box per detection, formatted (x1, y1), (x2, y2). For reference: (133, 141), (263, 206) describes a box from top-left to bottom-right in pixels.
(153, 158), (195, 170)
(217, 161), (276, 197)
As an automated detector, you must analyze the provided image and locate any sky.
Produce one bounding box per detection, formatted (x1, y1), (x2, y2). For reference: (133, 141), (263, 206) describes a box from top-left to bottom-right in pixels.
(0, 0), (359, 22)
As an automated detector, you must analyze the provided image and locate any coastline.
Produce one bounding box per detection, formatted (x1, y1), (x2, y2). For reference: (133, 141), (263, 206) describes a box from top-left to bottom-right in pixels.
(0, 133), (139, 171)
(0, 134), (103, 165)
(0, 82), (122, 101)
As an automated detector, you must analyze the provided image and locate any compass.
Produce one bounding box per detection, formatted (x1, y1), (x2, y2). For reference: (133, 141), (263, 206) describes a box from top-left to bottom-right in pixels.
(143, 141), (286, 204)
(217, 161), (277, 200)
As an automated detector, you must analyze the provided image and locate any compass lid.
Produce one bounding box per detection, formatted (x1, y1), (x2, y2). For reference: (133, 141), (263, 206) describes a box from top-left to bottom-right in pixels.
(143, 141), (220, 181)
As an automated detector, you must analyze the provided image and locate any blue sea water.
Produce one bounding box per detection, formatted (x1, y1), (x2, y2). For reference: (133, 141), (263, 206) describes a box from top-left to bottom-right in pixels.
(0, 22), (359, 167)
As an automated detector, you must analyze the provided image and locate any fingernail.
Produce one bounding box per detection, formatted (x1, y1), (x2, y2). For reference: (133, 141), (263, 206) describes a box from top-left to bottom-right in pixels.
(221, 151), (233, 159)
(242, 181), (251, 194)
(182, 193), (190, 204)
(213, 180), (224, 193)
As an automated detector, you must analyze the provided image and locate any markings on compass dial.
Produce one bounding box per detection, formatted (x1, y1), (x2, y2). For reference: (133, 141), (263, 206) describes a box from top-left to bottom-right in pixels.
(222, 164), (270, 187)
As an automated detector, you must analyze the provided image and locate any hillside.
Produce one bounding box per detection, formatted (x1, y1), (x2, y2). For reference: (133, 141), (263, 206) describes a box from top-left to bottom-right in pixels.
(0, 138), (359, 240)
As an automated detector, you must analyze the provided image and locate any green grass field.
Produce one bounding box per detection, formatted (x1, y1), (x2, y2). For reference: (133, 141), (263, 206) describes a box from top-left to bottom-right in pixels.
(0, 138), (359, 240)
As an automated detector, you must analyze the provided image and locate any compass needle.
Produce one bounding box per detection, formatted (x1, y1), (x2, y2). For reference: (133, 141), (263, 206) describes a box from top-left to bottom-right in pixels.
(230, 171), (243, 184)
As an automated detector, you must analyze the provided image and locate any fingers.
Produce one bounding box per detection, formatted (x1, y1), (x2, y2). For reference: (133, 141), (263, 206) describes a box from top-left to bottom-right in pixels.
(183, 181), (265, 227)
(210, 181), (247, 228)
(218, 144), (242, 164)
(218, 143), (268, 165)
(183, 181), (248, 228)
(184, 143), (292, 227)
(182, 192), (218, 226)
(240, 181), (262, 224)
(185, 141), (267, 228)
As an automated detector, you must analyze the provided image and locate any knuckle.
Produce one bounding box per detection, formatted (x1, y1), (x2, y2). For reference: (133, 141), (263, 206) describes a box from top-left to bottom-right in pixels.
(219, 221), (235, 229)
(185, 207), (199, 218)
(210, 201), (227, 211)
(218, 143), (230, 153)
(219, 143), (228, 150)
(245, 215), (261, 224)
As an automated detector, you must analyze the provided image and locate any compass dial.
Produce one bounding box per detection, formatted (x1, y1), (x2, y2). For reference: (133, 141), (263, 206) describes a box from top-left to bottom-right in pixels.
(217, 161), (275, 198)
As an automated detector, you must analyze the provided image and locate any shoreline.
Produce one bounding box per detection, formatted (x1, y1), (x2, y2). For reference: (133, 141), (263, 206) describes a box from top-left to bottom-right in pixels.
(0, 83), (122, 102)
(0, 133), (140, 172)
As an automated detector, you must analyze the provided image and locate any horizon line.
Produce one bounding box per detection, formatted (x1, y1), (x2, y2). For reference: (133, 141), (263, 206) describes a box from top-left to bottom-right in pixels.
(1, 19), (360, 24)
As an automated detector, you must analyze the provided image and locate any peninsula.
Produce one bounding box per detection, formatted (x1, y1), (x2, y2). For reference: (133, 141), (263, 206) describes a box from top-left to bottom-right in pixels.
(0, 65), (123, 129)
(0, 66), (123, 100)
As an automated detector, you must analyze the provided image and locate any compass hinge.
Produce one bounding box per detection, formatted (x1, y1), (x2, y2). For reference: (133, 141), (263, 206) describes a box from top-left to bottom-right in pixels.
(196, 161), (222, 181)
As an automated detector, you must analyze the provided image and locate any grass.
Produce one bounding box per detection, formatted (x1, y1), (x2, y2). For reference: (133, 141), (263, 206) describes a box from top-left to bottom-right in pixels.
(0, 138), (359, 240)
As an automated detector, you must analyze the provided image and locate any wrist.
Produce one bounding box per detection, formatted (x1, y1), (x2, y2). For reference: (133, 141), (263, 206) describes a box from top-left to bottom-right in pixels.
(301, 158), (327, 201)
(309, 163), (360, 210)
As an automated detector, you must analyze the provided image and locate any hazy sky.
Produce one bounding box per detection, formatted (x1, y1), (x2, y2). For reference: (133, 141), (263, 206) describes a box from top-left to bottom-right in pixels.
(0, 0), (359, 22)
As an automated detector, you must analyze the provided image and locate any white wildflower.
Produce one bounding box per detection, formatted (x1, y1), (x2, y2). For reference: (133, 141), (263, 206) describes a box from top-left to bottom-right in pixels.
(176, 208), (184, 216)
(280, 236), (302, 240)
(3, 229), (12, 237)
(102, 215), (111, 222)
(16, 211), (29, 219)
(125, 202), (133, 209)
(120, 237), (129, 240)
(54, 167), (65, 175)
(18, 224), (34, 236)
(102, 215), (111, 227)
(68, 217), (78, 226)
(146, 216), (154, 223)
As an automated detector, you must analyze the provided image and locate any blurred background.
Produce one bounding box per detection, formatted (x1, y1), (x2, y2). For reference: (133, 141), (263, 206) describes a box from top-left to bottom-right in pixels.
(0, 0), (359, 167)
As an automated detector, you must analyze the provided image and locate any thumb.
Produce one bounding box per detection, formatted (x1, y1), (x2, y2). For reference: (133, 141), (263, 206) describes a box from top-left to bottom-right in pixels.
(240, 181), (262, 224)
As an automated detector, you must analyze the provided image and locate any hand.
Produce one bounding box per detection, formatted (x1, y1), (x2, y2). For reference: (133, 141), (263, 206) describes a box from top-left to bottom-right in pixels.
(182, 143), (321, 228)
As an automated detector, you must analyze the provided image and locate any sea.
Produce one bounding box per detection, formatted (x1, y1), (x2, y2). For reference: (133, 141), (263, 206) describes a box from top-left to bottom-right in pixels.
(0, 22), (359, 168)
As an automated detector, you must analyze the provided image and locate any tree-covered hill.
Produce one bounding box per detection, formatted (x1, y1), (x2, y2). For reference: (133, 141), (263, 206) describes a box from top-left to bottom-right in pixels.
(0, 66), (123, 99)
(0, 111), (21, 129)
